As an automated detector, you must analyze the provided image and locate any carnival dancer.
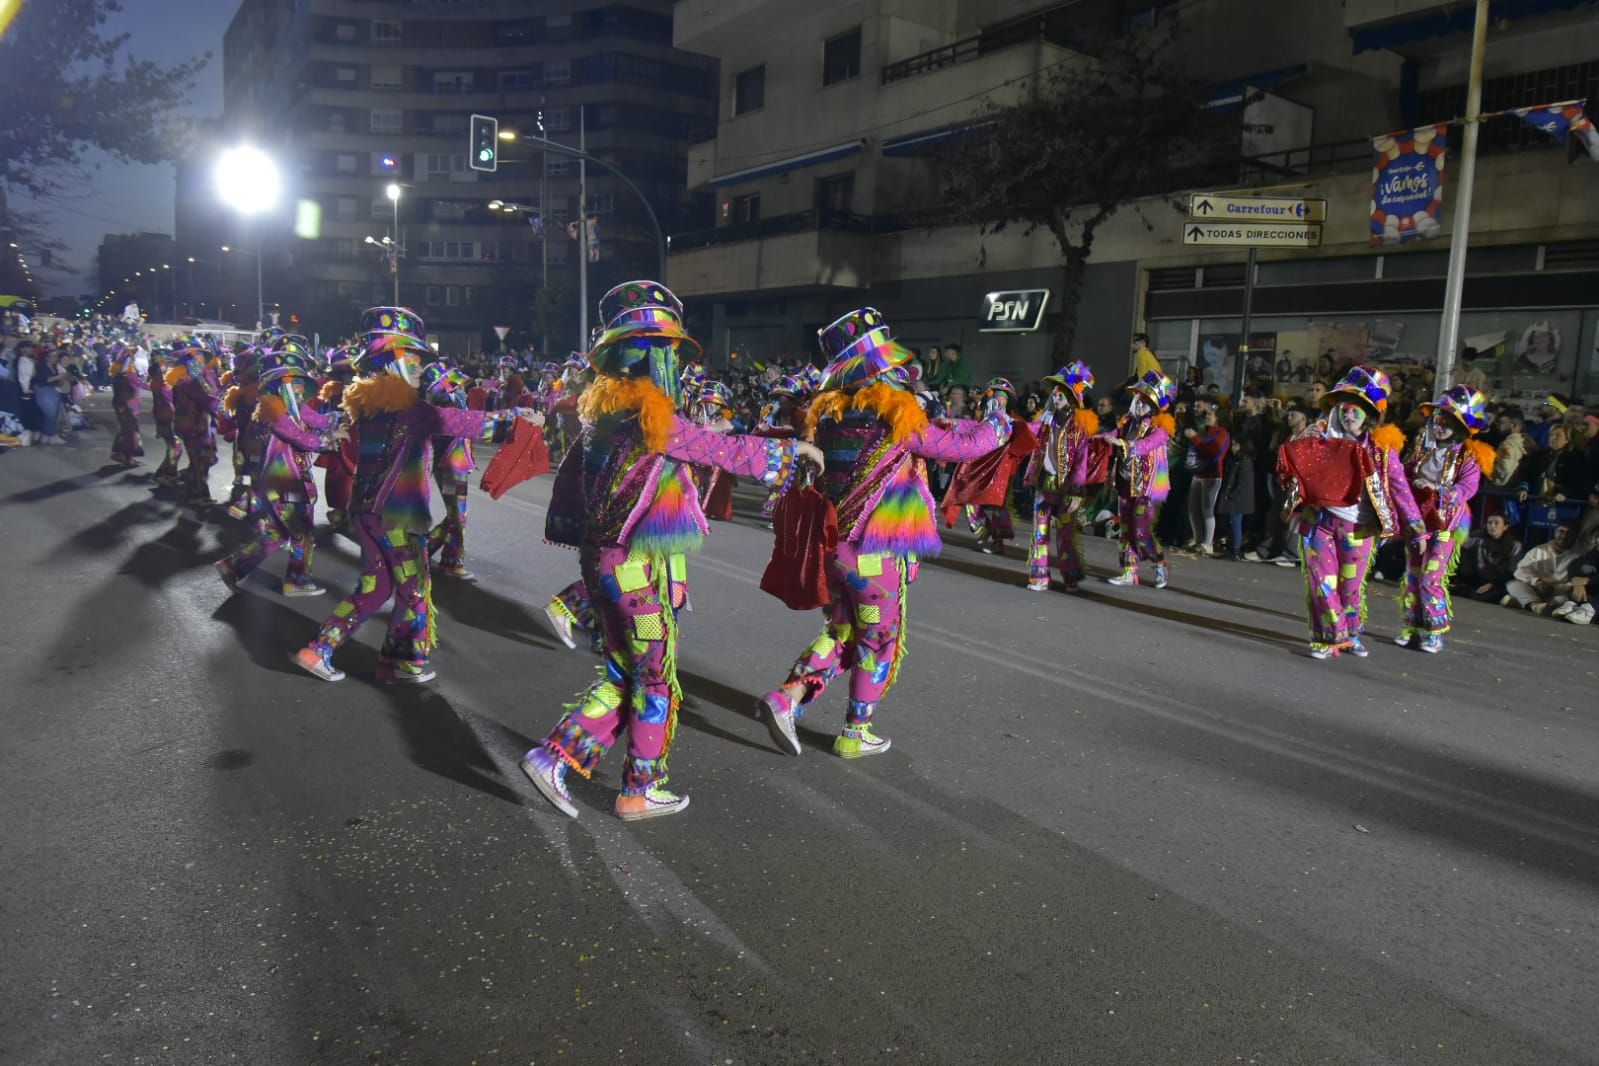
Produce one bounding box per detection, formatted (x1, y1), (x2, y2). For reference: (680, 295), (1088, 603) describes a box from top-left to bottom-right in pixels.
(520, 281), (818, 821)
(942, 377), (1038, 554)
(149, 350), (183, 486)
(1024, 362), (1101, 591)
(167, 346), (222, 505)
(309, 347), (358, 531)
(108, 345), (148, 467)
(1277, 366), (1426, 659)
(758, 308), (1012, 760)
(687, 381), (738, 521)
(1105, 370), (1177, 588)
(218, 349), (263, 519)
(422, 361), (478, 580)
(293, 308), (540, 685)
(216, 352), (346, 596)
(1395, 385), (1494, 653)
(753, 373), (814, 521)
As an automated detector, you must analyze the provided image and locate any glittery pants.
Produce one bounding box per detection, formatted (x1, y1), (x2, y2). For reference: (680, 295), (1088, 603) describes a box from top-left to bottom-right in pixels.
(1029, 490), (1083, 585)
(1118, 496), (1165, 568)
(780, 542), (906, 727)
(1400, 525), (1464, 635)
(313, 513), (433, 669)
(179, 433), (216, 498)
(544, 546), (686, 794)
(227, 496), (314, 584)
(112, 403), (143, 460)
(1301, 514), (1375, 645)
(965, 503), (1014, 543)
(154, 423), (182, 480)
(428, 476), (469, 567)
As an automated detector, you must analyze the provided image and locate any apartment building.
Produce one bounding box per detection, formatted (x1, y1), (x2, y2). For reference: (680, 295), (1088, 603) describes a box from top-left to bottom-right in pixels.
(180, 0), (715, 352)
(670, 0), (1599, 402)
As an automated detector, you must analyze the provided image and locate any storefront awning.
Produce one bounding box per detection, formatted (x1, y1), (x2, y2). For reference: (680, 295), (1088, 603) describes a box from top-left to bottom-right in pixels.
(881, 120), (995, 156)
(1352, 0), (1599, 54)
(709, 140), (866, 187)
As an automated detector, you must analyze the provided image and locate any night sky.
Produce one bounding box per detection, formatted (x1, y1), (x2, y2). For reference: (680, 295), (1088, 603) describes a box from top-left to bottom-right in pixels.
(15, 0), (236, 296)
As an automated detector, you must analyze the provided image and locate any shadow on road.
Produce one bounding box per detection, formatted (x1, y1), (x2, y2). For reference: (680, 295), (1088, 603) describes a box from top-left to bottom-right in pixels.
(374, 685), (537, 808)
(432, 577), (561, 651)
(675, 667), (775, 755)
(0, 467), (121, 506)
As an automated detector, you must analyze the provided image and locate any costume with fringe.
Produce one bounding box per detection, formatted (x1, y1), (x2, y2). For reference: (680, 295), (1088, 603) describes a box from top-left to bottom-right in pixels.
(168, 362), (220, 502)
(1398, 436), (1493, 637)
(770, 382), (1010, 729)
(1025, 407), (1101, 587)
(222, 394), (341, 589)
(1285, 421), (1424, 647)
(538, 376), (801, 793)
(149, 368), (182, 481)
(218, 382), (263, 516)
(308, 375), (518, 673)
(427, 426), (475, 573)
(109, 361), (147, 464)
(1111, 411), (1175, 570)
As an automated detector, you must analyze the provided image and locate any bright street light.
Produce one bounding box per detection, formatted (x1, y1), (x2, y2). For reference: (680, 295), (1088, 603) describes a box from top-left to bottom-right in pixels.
(385, 183), (401, 202)
(214, 145), (281, 216)
(498, 129), (517, 141)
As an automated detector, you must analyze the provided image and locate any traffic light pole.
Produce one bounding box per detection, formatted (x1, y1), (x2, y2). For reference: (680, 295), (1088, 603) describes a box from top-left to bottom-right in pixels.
(510, 133), (667, 280)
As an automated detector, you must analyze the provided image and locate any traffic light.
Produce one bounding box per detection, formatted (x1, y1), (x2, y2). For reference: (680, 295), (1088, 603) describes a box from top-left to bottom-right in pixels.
(470, 113), (499, 173)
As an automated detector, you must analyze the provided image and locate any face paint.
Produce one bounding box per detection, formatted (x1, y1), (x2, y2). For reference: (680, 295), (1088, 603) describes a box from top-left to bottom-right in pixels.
(1051, 388), (1072, 411)
(391, 350), (423, 388)
(1431, 414), (1455, 441)
(1130, 396), (1152, 419)
(1338, 402), (1368, 435)
(646, 339), (682, 406)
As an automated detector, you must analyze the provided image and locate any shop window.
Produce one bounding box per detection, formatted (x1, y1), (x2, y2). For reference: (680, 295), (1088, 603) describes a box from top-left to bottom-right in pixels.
(734, 65), (764, 115)
(823, 27), (861, 87)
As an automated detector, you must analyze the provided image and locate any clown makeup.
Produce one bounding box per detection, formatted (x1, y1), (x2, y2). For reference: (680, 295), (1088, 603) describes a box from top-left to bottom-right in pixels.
(1051, 387), (1072, 411)
(391, 350), (423, 388)
(1431, 413), (1456, 441)
(1337, 401), (1368, 436)
(1129, 395), (1152, 419)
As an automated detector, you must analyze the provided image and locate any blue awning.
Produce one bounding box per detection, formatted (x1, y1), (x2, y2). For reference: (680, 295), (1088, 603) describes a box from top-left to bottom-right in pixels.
(709, 140), (866, 187)
(1204, 64), (1308, 111)
(1352, 0), (1599, 54)
(881, 120), (995, 156)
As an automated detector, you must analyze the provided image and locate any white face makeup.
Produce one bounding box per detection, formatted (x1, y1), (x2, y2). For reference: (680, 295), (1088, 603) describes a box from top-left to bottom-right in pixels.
(1130, 395), (1152, 418)
(393, 351), (423, 388)
(1051, 388), (1071, 411)
(1337, 402), (1368, 435)
(1431, 414), (1456, 441)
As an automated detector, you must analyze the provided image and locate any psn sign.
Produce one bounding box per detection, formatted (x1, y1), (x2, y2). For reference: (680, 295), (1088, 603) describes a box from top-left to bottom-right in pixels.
(979, 289), (1050, 333)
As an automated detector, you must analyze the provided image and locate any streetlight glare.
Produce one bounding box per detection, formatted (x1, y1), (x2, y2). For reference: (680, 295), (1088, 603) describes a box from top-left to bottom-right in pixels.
(385, 183), (401, 202)
(498, 129), (517, 141)
(215, 144), (282, 216)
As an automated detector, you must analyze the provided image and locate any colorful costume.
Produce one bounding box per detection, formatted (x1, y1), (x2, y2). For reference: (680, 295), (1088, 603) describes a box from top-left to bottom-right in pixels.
(687, 381), (737, 521)
(421, 362), (477, 579)
(149, 357), (183, 485)
(167, 349), (221, 504)
(217, 349), (262, 519)
(1024, 362), (1102, 591)
(759, 308), (1012, 760)
(1396, 386), (1495, 652)
(942, 378), (1038, 553)
(1278, 366), (1426, 658)
(1105, 370), (1177, 588)
(521, 281), (805, 822)
(294, 308), (525, 685)
(108, 349), (147, 466)
(217, 352), (343, 596)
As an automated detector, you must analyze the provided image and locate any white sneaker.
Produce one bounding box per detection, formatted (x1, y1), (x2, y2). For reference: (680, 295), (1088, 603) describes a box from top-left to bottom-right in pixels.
(543, 600), (577, 649)
(1566, 602), (1594, 625)
(759, 692), (802, 756)
(521, 748), (578, 818)
(1552, 600), (1579, 619)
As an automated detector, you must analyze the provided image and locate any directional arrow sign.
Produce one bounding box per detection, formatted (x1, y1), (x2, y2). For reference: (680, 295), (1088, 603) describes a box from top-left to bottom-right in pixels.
(1188, 193), (1327, 223)
(1183, 222), (1323, 248)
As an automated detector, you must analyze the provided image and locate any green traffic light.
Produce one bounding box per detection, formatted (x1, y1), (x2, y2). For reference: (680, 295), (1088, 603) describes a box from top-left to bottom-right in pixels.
(478, 148), (494, 162)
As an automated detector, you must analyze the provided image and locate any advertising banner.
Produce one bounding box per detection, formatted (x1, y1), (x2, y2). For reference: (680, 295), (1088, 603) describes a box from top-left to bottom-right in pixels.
(1370, 124), (1448, 246)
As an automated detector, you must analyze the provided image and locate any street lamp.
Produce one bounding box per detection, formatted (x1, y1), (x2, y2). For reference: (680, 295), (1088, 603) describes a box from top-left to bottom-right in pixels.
(364, 235), (402, 305)
(214, 144), (282, 329)
(384, 183), (402, 305)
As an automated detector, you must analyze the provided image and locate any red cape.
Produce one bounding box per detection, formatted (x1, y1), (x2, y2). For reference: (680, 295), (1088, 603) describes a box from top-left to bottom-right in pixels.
(940, 417), (1039, 525)
(478, 420), (551, 500)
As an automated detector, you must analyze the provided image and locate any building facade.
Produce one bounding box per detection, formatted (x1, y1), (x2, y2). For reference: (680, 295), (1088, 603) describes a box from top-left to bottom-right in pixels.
(179, 0), (716, 353)
(669, 0), (1599, 404)
(96, 233), (179, 322)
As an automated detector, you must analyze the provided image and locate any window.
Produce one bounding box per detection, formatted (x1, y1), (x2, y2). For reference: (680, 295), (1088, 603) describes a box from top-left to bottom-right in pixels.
(371, 19), (400, 43)
(546, 158), (572, 177)
(445, 285), (461, 307)
(544, 107), (570, 132)
(432, 201), (470, 221)
(498, 70), (536, 92)
(426, 153), (464, 179)
(822, 27), (861, 86)
(433, 71), (474, 93)
(732, 193), (761, 224)
(334, 66), (357, 84)
(494, 21), (529, 45)
(371, 199), (393, 221)
(370, 108), (402, 133)
(544, 58), (571, 85)
(464, 286), (477, 305)
(426, 285), (441, 306)
(430, 113), (468, 135)
(734, 65), (764, 114)
(327, 111), (346, 133)
(370, 65), (402, 90)
(334, 238), (355, 258)
(335, 23), (356, 41)
(587, 192), (615, 216)
(335, 153), (358, 174)
(816, 173), (854, 215)
(335, 196), (357, 219)
(371, 151), (399, 175)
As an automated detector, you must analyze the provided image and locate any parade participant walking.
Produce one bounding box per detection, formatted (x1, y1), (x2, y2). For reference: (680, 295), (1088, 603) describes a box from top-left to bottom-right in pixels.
(521, 281), (817, 821)
(309, 347), (358, 530)
(108, 346), (147, 467)
(943, 378), (1037, 554)
(758, 308), (1012, 761)
(1024, 362), (1101, 591)
(216, 351), (346, 597)
(1278, 366), (1426, 659)
(293, 308), (539, 685)
(149, 351), (183, 486)
(1105, 370), (1177, 588)
(421, 361), (478, 580)
(218, 349), (263, 520)
(1395, 385), (1495, 653)
(167, 346), (222, 505)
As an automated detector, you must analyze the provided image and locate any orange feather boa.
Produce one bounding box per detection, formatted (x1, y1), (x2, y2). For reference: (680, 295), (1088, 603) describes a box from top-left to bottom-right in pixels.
(806, 381), (929, 444)
(343, 374), (419, 418)
(1371, 423), (1406, 454)
(1152, 412), (1177, 438)
(1464, 437), (1496, 478)
(1071, 408), (1100, 436)
(579, 375), (676, 454)
(255, 393), (287, 423)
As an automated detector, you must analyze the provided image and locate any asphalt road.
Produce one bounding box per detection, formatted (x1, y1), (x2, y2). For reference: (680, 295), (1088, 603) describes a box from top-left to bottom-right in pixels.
(1, 402), (1596, 1066)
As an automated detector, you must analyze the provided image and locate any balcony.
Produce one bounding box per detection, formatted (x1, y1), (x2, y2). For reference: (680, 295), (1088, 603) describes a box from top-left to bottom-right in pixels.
(674, 0), (855, 53)
(668, 211), (876, 298)
(880, 0), (1116, 85)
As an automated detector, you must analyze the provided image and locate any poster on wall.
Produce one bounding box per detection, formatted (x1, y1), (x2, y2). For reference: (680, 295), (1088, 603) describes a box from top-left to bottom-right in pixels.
(1370, 124), (1448, 246)
(1513, 321), (1561, 375)
(1196, 334), (1236, 391)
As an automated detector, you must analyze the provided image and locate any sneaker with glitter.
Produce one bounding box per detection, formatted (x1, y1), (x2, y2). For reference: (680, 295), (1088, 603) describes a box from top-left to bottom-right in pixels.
(293, 644), (344, 682)
(1418, 634), (1445, 653)
(833, 724), (891, 759)
(521, 748), (578, 818)
(614, 786), (689, 821)
(281, 580), (326, 598)
(1346, 636), (1370, 658)
(378, 662), (436, 685)
(758, 691), (802, 756)
(544, 599), (577, 650)
(1105, 569), (1138, 587)
(1152, 563), (1169, 589)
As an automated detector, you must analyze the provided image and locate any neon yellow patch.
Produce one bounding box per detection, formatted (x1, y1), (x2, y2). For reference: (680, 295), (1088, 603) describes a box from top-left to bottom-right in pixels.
(360, 574), (378, 594)
(858, 604), (881, 624)
(387, 528), (409, 548)
(397, 559), (419, 581)
(615, 560), (649, 593)
(633, 611), (665, 640)
(1339, 564), (1358, 580)
(668, 553), (687, 581)
(857, 552), (884, 578)
(334, 601), (355, 618)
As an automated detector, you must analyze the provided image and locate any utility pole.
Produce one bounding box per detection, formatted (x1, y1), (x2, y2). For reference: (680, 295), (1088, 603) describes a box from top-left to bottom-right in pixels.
(578, 104), (588, 353)
(1434, 0), (1489, 392)
(539, 99), (549, 357)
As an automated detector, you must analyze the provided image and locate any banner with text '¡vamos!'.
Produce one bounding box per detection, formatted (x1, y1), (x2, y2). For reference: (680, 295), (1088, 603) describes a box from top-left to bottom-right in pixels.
(1370, 124), (1448, 247)
(1510, 99), (1599, 161)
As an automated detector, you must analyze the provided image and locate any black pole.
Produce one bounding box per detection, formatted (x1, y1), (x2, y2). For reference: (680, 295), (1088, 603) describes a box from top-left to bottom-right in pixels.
(1232, 246), (1257, 406)
(520, 135), (667, 279)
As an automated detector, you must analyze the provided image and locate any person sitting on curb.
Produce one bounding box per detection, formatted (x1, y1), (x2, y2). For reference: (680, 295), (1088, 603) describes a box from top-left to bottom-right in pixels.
(1503, 521), (1583, 615)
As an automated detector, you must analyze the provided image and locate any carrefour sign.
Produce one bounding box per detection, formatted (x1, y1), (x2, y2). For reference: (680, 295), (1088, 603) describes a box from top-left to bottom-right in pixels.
(978, 289), (1050, 333)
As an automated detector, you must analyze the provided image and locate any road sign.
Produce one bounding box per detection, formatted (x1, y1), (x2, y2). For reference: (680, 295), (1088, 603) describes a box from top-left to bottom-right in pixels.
(1188, 193), (1327, 223)
(978, 289), (1050, 332)
(1182, 222), (1323, 248)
